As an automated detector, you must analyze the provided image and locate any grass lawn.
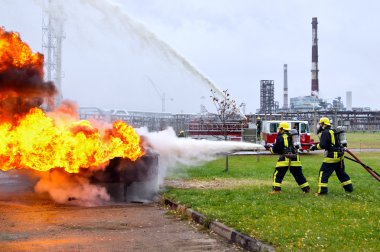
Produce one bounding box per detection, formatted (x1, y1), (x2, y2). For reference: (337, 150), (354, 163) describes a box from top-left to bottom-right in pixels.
(311, 132), (380, 149)
(163, 152), (380, 251)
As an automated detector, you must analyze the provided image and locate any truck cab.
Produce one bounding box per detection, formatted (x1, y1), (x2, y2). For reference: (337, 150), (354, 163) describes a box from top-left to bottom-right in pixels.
(261, 120), (313, 151)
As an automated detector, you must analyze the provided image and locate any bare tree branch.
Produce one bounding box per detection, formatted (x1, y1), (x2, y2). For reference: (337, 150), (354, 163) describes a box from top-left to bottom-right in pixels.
(210, 89), (240, 140)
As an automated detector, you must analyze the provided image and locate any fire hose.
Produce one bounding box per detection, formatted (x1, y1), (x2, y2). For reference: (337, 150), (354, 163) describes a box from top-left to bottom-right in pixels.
(303, 142), (380, 182)
(344, 148), (380, 182)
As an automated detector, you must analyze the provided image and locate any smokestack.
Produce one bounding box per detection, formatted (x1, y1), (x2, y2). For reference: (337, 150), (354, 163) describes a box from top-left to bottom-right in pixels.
(311, 17), (319, 97)
(283, 64), (288, 109)
(346, 91), (352, 111)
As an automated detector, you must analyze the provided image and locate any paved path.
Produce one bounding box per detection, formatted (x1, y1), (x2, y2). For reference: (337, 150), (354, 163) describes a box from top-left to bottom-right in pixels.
(0, 173), (241, 252)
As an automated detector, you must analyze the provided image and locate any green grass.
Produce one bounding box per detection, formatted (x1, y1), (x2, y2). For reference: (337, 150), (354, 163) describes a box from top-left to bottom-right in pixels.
(163, 153), (380, 251)
(346, 132), (380, 149)
(311, 132), (380, 149)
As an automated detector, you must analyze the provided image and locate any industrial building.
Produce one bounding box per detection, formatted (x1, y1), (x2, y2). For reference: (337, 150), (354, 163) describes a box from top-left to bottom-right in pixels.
(259, 80), (277, 114)
(42, 9), (379, 136)
(255, 17), (380, 132)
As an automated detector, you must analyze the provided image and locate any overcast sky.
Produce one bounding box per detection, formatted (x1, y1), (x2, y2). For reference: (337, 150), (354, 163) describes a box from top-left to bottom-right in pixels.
(2, 0), (380, 114)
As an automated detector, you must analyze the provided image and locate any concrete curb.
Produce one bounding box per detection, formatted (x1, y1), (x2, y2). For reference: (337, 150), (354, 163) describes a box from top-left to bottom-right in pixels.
(163, 199), (275, 252)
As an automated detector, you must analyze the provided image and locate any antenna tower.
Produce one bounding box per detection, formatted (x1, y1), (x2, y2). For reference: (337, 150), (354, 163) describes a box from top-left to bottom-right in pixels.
(42, 0), (65, 108)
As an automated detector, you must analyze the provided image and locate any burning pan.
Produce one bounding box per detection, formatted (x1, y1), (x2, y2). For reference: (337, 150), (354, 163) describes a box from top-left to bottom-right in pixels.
(90, 150), (159, 203)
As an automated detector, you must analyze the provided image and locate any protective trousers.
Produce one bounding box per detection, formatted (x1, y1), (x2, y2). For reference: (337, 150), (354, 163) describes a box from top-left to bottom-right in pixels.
(272, 166), (310, 192)
(318, 161), (353, 194)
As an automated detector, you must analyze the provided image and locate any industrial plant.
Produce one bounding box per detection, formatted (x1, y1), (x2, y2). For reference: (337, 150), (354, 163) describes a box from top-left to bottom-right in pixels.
(41, 5), (379, 138)
(257, 17), (380, 132)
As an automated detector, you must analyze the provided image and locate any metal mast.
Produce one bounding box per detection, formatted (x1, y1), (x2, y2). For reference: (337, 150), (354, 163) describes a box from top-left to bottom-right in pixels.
(42, 0), (65, 109)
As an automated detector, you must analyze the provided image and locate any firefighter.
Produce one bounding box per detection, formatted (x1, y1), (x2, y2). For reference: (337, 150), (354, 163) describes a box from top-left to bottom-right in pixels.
(264, 121), (310, 194)
(178, 130), (185, 138)
(310, 117), (353, 195)
(256, 116), (262, 141)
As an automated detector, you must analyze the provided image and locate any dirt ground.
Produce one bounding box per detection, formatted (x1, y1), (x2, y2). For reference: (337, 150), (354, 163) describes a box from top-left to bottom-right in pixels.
(0, 174), (241, 252)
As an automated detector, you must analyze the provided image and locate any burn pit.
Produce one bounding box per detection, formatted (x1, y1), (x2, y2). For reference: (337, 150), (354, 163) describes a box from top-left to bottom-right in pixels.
(0, 26), (159, 205)
(89, 149), (159, 203)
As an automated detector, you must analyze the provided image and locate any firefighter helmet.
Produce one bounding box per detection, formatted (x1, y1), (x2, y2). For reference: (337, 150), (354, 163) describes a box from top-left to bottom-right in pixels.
(257, 116), (261, 120)
(278, 121), (290, 131)
(319, 117), (331, 126)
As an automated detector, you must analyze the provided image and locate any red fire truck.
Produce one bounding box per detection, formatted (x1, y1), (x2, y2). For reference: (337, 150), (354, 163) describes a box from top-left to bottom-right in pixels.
(187, 120), (245, 141)
(260, 120), (315, 151)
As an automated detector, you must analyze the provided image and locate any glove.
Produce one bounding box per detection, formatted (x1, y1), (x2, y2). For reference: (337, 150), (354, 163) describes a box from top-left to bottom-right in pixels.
(264, 144), (271, 151)
(310, 145), (317, 151)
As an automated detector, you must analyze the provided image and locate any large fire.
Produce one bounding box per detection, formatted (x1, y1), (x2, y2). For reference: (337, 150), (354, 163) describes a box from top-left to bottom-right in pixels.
(0, 27), (43, 74)
(0, 27), (143, 174)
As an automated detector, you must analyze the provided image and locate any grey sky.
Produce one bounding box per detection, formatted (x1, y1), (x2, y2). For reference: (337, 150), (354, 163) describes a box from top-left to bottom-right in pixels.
(1, 0), (379, 114)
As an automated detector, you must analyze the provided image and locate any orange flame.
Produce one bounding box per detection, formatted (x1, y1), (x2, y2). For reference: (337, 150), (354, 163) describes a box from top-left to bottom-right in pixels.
(0, 27), (43, 75)
(0, 108), (144, 173)
(0, 27), (143, 173)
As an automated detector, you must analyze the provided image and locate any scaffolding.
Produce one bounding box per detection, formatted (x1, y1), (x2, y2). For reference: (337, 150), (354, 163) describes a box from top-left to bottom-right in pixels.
(42, 0), (65, 108)
(260, 80), (275, 114)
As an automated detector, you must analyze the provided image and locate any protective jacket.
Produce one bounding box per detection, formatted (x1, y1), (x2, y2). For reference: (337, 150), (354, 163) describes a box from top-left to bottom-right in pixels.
(316, 127), (344, 163)
(270, 131), (301, 167)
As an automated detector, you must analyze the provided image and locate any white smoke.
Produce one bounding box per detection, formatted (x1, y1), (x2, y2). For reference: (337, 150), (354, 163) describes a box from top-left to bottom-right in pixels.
(34, 169), (110, 206)
(137, 127), (263, 185)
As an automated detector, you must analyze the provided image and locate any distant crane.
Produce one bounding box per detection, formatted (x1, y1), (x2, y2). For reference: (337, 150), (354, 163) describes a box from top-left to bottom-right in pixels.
(145, 76), (173, 113)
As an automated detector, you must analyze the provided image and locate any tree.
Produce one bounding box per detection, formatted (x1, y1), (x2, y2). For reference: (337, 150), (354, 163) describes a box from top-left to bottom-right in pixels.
(210, 89), (240, 141)
(210, 89), (241, 173)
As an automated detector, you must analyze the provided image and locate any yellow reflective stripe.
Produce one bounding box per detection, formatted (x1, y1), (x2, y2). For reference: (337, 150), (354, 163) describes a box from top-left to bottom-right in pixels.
(273, 170), (278, 184)
(300, 182), (309, 188)
(323, 157), (341, 163)
(317, 171), (325, 194)
(276, 160), (302, 167)
(317, 144), (322, 150)
(272, 182), (282, 187)
(329, 129), (335, 145)
(289, 161), (302, 167)
(283, 134), (288, 148)
(341, 180), (352, 186)
(334, 152), (338, 159)
(270, 148), (274, 154)
(276, 161), (289, 167)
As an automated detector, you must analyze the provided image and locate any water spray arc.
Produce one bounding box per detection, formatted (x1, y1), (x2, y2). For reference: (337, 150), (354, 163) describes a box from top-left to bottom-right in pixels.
(81, 0), (245, 117)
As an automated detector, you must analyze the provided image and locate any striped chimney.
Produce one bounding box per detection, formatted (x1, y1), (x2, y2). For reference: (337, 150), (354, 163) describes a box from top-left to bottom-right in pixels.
(283, 64), (288, 109)
(311, 17), (319, 97)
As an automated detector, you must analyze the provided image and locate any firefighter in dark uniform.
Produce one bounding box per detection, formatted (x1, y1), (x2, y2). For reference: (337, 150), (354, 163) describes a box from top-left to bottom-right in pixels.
(178, 130), (185, 138)
(311, 117), (353, 195)
(265, 121), (310, 194)
(256, 116), (262, 141)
